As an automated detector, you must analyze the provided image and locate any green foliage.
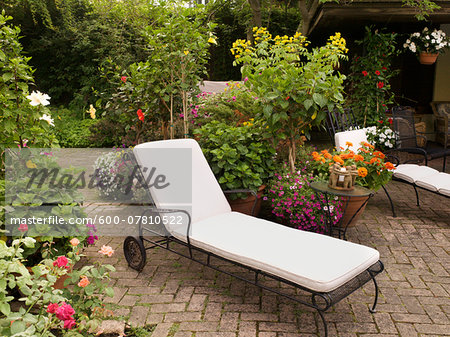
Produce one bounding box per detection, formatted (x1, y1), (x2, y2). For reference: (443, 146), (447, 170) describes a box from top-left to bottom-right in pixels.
(0, 11), (57, 158)
(233, 28), (347, 172)
(54, 113), (99, 148)
(402, 0), (441, 21)
(347, 27), (400, 126)
(194, 120), (275, 198)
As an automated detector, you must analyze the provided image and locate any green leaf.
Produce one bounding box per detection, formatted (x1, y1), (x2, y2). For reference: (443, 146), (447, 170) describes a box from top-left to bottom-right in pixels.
(0, 302), (10, 316)
(10, 321), (26, 335)
(2, 73), (13, 82)
(304, 99), (314, 111)
(312, 93), (327, 108)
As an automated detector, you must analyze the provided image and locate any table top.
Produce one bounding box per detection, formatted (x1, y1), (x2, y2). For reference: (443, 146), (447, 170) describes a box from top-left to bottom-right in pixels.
(310, 181), (374, 197)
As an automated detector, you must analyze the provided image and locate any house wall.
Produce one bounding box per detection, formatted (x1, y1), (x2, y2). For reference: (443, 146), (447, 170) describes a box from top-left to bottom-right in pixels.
(433, 24), (450, 101)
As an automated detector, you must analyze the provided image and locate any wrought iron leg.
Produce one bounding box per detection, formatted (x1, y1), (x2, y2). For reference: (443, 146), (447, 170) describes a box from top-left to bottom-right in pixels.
(413, 185), (420, 206)
(369, 270), (380, 313)
(382, 185), (396, 217)
(317, 309), (328, 337)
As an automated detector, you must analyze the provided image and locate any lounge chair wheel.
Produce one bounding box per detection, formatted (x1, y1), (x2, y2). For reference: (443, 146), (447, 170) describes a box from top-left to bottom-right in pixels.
(123, 236), (146, 271)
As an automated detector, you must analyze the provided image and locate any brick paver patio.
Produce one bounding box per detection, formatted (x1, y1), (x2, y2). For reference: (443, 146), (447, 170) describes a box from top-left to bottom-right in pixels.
(84, 159), (449, 337)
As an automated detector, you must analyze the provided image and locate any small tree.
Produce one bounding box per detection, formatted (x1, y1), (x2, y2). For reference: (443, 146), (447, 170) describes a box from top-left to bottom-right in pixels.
(232, 27), (347, 172)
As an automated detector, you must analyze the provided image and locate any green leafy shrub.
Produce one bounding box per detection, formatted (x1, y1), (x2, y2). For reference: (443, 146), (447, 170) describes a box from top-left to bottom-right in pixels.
(194, 120), (275, 198)
(54, 116), (99, 148)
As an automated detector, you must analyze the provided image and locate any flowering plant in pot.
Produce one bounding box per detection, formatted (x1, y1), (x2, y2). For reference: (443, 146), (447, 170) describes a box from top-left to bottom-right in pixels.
(404, 27), (450, 64)
(194, 119), (275, 214)
(311, 142), (395, 192)
(265, 163), (343, 233)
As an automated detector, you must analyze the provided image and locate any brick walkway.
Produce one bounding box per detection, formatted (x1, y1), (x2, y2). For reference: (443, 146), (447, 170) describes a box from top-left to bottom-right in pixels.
(83, 160), (450, 337)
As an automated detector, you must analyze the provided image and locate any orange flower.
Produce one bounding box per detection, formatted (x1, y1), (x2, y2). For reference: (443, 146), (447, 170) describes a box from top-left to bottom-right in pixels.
(373, 151), (385, 159)
(78, 276), (90, 288)
(70, 238), (80, 247)
(358, 167), (368, 177)
(320, 150), (329, 154)
(370, 157), (381, 165)
(333, 155), (344, 165)
(359, 147), (369, 153)
(354, 154), (364, 162)
(98, 245), (115, 257)
(345, 141), (353, 147)
(324, 152), (332, 159)
(384, 162), (395, 170)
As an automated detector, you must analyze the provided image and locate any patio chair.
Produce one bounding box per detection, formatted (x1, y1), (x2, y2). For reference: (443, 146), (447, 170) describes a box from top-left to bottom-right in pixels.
(430, 101), (450, 148)
(392, 106), (449, 171)
(123, 139), (384, 337)
(325, 107), (360, 143)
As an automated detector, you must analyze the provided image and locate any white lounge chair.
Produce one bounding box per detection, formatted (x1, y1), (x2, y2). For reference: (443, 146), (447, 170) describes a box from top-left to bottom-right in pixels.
(123, 139), (384, 336)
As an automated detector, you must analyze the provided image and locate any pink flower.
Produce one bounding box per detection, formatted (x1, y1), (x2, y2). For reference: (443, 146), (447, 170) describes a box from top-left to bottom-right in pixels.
(18, 223), (28, 232)
(121, 76), (127, 83)
(63, 319), (76, 329)
(47, 303), (59, 314)
(232, 96), (236, 101)
(98, 245), (114, 257)
(70, 238), (80, 247)
(244, 77), (248, 82)
(55, 302), (75, 321)
(53, 256), (69, 268)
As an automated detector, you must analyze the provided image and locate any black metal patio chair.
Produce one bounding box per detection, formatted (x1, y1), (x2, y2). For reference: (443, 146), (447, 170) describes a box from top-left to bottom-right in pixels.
(392, 106), (449, 171)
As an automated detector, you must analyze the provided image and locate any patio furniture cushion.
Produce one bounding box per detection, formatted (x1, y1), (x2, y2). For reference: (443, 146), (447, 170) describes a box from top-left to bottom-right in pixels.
(415, 172), (450, 194)
(134, 139), (231, 225)
(171, 211), (380, 293)
(393, 164), (439, 183)
(335, 129), (368, 153)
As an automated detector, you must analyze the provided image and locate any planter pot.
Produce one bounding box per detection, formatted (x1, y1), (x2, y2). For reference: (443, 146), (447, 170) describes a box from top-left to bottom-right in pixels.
(419, 52), (438, 65)
(338, 195), (369, 228)
(26, 267), (71, 290)
(227, 185), (265, 216)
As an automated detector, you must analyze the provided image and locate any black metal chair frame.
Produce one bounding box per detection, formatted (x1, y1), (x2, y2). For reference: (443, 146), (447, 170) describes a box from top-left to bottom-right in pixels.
(392, 176), (450, 208)
(392, 106), (448, 172)
(122, 154), (384, 337)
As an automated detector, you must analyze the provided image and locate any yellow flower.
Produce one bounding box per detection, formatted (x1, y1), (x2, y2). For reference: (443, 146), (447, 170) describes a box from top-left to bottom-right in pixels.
(89, 104), (96, 119)
(184, 50), (189, 55)
(208, 37), (217, 45)
(26, 160), (37, 169)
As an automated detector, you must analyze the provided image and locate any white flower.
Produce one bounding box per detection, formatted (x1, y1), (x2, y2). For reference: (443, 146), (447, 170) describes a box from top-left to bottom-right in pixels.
(39, 114), (54, 126)
(26, 91), (51, 106)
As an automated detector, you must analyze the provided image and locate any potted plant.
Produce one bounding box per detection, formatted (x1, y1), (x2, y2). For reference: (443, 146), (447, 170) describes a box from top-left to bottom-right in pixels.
(194, 119), (275, 215)
(404, 27), (450, 64)
(310, 142), (395, 226)
(365, 118), (397, 152)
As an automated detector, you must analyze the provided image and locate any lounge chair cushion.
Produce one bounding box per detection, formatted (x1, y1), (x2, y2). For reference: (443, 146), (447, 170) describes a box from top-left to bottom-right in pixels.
(335, 129), (368, 153)
(173, 212), (380, 293)
(134, 139), (231, 225)
(393, 164), (439, 183)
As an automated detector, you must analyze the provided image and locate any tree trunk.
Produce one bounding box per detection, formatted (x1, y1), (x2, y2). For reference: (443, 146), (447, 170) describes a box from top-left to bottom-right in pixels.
(288, 136), (296, 173)
(297, 0), (319, 36)
(248, 0), (262, 28)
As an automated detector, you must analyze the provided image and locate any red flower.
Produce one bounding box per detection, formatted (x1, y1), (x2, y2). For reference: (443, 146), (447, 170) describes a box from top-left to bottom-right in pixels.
(53, 256), (69, 268)
(362, 71), (368, 76)
(55, 302), (75, 321)
(137, 109), (144, 122)
(378, 120), (383, 124)
(47, 303), (59, 314)
(375, 70), (381, 75)
(285, 96), (290, 100)
(377, 81), (384, 89)
(63, 319), (76, 330)
(18, 223), (28, 232)
(382, 66), (387, 70)
(121, 76), (127, 83)
(388, 118), (393, 125)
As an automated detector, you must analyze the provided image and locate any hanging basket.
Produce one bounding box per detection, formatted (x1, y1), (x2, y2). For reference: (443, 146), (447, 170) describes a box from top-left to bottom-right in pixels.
(419, 52), (439, 65)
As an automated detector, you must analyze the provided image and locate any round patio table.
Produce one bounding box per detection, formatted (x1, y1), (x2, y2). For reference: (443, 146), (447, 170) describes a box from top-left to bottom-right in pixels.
(310, 181), (374, 240)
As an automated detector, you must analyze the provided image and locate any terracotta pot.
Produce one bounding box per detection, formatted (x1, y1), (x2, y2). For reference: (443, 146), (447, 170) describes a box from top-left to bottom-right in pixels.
(419, 52), (438, 65)
(338, 195), (369, 228)
(227, 185), (265, 216)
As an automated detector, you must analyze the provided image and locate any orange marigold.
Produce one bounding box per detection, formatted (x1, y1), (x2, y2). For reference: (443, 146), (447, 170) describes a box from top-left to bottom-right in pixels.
(345, 141), (353, 147)
(358, 167), (368, 177)
(324, 152), (332, 159)
(370, 157), (381, 165)
(384, 162), (395, 170)
(354, 154), (364, 162)
(373, 151), (385, 159)
(333, 155), (344, 165)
